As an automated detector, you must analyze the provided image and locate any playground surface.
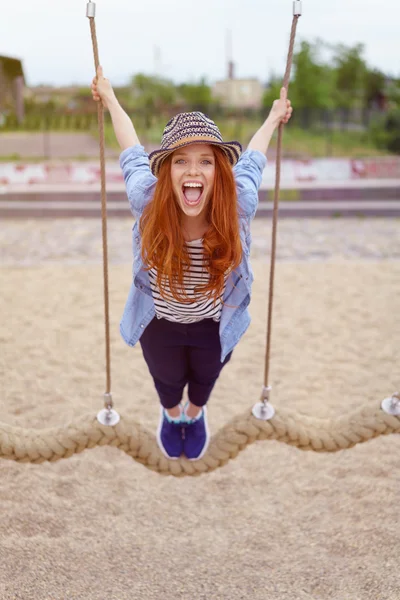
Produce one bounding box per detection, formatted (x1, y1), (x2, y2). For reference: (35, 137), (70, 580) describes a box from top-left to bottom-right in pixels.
(0, 217), (399, 599)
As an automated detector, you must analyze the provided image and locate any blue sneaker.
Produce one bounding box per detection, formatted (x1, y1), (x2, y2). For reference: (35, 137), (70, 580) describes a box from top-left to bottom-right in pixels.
(183, 406), (210, 461)
(156, 408), (184, 460)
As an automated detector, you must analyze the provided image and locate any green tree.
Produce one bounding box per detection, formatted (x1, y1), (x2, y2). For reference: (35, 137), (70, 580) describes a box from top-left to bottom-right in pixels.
(130, 73), (178, 127)
(131, 73), (177, 111)
(177, 78), (212, 111)
(364, 69), (387, 109)
(386, 77), (400, 108)
(332, 43), (367, 108)
(289, 40), (335, 109)
(262, 75), (282, 109)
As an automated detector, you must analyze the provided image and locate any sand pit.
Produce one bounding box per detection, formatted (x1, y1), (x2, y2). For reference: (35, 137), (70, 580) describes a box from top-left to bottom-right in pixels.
(0, 218), (399, 599)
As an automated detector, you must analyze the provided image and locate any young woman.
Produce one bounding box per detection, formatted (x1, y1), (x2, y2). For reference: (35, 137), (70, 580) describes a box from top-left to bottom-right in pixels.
(91, 66), (292, 461)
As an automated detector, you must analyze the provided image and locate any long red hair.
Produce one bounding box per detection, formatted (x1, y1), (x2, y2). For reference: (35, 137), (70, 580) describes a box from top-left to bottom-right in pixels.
(140, 146), (242, 304)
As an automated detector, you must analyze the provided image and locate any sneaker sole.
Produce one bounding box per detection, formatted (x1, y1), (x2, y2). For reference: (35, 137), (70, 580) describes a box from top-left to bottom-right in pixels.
(187, 405), (210, 461)
(156, 406), (181, 460)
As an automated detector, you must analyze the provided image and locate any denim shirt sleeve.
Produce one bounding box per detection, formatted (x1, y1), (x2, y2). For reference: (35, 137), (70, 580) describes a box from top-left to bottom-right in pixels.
(233, 149), (267, 221)
(119, 144), (158, 219)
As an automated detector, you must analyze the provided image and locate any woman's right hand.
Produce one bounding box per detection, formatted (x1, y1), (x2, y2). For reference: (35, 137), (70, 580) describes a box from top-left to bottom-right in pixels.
(91, 65), (115, 109)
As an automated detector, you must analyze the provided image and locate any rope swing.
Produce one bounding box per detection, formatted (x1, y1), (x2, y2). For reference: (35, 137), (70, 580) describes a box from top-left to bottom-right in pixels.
(1, 399), (399, 475)
(0, 1), (398, 476)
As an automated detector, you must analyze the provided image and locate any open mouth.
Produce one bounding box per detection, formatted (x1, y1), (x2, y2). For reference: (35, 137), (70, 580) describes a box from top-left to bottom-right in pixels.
(182, 183), (204, 207)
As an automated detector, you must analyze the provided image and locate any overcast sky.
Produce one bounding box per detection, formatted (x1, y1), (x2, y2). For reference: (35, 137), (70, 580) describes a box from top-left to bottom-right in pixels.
(1, 0), (398, 87)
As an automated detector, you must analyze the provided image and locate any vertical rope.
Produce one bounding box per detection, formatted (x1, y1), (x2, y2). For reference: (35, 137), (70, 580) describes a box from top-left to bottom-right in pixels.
(263, 15), (300, 390)
(88, 16), (112, 398)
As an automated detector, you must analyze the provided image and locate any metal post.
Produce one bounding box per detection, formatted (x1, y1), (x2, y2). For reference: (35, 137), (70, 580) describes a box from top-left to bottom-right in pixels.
(252, 386), (275, 421)
(86, 1), (96, 18)
(381, 393), (400, 416)
(293, 0), (302, 16)
(98, 392), (120, 426)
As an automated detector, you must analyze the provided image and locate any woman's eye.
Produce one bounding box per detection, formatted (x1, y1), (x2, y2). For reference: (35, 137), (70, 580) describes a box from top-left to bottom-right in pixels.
(174, 159), (212, 165)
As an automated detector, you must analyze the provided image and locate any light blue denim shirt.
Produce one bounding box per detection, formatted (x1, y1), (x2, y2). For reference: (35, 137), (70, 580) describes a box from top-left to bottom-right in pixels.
(119, 144), (267, 362)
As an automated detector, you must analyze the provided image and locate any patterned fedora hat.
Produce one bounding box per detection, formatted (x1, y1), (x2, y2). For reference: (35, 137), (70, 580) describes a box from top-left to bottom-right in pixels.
(148, 111), (242, 176)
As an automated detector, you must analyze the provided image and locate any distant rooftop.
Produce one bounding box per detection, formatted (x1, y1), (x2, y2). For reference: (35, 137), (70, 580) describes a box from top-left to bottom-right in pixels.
(0, 55), (25, 82)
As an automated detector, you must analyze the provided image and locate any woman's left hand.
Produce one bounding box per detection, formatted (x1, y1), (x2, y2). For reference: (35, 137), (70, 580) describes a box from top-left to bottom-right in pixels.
(270, 87), (293, 125)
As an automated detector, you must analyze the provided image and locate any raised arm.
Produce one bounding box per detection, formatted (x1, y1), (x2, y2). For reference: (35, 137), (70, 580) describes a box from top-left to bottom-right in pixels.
(233, 89), (293, 220)
(91, 66), (140, 151)
(248, 87), (293, 155)
(91, 66), (156, 218)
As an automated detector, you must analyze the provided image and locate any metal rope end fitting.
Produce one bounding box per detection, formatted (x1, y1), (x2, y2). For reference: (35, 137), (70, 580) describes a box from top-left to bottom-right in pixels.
(293, 0), (302, 16)
(97, 392), (120, 426)
(381, 392), (400, 416)
(252, 386), (275, 421)
(86, 1), (96, 18)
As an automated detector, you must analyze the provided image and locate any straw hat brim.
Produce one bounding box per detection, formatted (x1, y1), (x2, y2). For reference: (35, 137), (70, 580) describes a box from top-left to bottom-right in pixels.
(149, 138), (242, 177)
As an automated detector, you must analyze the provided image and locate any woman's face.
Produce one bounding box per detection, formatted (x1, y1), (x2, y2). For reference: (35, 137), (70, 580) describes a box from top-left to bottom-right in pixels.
(170, 144), (215, 220)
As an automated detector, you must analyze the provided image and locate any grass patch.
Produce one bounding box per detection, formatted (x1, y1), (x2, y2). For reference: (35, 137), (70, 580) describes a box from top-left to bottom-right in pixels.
(102, 119), (389, 159)
(0, 119), (391, 160)
(0, 153), (21, 162)
(281, 127), (387, 158)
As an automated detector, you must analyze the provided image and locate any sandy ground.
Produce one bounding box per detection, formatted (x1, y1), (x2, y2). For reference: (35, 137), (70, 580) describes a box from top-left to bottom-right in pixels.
(0, 218), (399, 600)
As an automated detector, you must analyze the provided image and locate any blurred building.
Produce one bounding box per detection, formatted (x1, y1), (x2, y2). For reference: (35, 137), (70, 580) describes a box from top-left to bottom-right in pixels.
(213, 77), (264, 109)
(0, 55), (25, 122)
(212, 60), (264, 110)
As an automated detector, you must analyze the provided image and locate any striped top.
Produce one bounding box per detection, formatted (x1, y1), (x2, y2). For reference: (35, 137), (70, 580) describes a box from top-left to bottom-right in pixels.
(148, 239), (226, 324)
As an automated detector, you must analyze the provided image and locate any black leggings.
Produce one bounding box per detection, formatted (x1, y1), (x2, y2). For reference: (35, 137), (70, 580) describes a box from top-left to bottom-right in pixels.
(139, 317), (232, 409)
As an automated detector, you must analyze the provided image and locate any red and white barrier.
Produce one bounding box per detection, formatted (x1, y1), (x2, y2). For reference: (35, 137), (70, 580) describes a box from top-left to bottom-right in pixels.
(1, 157), (400, 186)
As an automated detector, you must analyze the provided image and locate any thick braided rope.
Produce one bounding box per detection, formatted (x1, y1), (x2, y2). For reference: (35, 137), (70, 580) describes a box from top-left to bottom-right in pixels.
(1, 402), (398, 476)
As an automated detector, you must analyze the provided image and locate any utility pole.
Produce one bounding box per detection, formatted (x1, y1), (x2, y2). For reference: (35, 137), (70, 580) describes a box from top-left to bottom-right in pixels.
(226, 29), (235, 108)
(226, 29), (234, 80)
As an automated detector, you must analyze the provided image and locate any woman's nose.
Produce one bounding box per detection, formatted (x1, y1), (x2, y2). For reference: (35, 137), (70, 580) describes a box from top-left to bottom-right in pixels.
(187, 162), (200, 175)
